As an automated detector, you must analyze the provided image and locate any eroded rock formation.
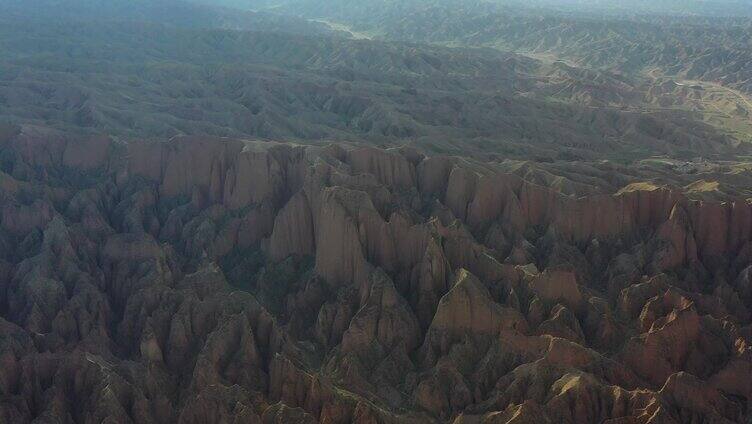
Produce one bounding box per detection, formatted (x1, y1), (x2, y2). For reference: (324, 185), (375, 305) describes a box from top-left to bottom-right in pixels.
(0, 127), (750, 423)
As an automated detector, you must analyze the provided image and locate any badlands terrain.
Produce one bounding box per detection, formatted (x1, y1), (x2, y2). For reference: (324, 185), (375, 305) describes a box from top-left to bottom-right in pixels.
(1, 0), (752, 423)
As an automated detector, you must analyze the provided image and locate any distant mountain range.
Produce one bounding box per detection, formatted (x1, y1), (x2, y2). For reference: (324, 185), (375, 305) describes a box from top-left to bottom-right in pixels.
(1, 0), (749, 160)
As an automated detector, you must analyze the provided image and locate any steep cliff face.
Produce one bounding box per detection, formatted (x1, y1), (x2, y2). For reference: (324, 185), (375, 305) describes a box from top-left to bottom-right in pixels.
(0, 128), (751, 423)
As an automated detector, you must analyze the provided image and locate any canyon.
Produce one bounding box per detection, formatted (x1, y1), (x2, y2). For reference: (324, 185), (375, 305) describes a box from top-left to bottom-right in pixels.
(1, 125), (750, 423)
(2, 1), (752, 421)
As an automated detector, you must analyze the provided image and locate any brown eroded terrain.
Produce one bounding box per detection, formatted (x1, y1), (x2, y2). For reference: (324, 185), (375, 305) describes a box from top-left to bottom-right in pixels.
(1, 125), (751, 423)
(3, 0), (752, 422)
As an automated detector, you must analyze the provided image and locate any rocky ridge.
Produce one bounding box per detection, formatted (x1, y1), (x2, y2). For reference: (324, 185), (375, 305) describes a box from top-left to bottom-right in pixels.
(0, 126), (750, 423)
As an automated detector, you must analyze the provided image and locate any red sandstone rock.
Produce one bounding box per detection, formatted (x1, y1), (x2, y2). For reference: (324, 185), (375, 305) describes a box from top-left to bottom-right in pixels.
(269, 192), (315, 261)
(0, 133), (751, 424)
